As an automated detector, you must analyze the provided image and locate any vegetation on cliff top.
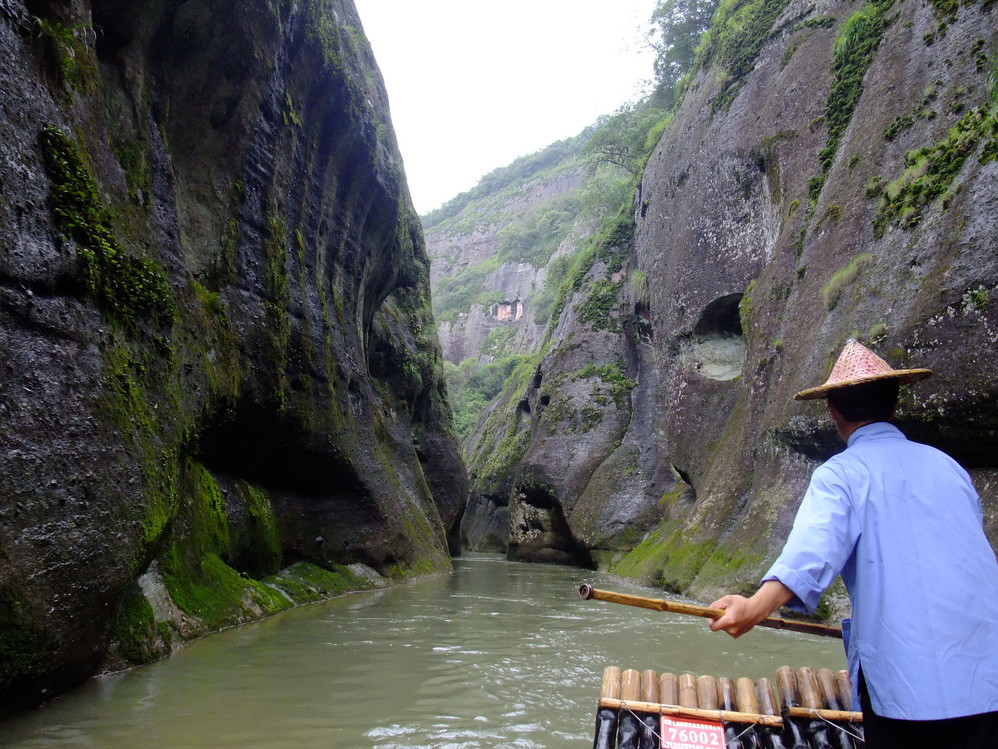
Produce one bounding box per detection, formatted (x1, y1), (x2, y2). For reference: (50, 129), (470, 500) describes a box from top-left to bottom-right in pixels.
(422, 135), (589, 232)
(693, 0), (788, 111)
(434, 0), (714, 444)
(649, 0), (720, 109)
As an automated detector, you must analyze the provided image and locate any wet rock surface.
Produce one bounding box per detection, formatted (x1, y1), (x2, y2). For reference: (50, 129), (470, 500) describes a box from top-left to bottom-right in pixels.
(0, 0), (465, 714)
(460, 0), (997, 605)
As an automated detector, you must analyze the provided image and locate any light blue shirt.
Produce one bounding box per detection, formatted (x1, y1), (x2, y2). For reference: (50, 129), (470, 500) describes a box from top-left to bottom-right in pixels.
(764, 422), (998, 720)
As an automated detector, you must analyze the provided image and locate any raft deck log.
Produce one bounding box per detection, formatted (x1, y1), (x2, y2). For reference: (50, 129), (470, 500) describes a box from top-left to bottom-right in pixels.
(593, 665), (863, 748)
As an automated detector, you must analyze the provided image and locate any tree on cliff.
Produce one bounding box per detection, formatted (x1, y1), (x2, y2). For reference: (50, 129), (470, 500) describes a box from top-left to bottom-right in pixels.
(582, 102), (671, 181)
(649, 0), (719, 109)
(580, 0), (719, 183)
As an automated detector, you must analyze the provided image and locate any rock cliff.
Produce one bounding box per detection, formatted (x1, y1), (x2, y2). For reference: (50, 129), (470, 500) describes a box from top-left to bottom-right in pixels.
(0, 0), (465, 715)
(460, 0), (997, 609)
(627, 0), (997, 601)
(426, 162), (587, 366)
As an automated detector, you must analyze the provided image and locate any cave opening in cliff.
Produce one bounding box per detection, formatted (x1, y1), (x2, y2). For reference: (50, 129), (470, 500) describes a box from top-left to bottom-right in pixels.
(195, 398), (370, 502)
(512, 483), (596, 569)
(690, 293), (746, 381)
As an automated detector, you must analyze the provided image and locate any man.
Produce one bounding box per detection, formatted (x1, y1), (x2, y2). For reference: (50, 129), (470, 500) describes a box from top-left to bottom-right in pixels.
(709, 340), (998, 748)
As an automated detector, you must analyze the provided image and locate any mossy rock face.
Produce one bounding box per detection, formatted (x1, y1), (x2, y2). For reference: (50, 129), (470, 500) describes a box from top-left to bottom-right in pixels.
(107, 582), (170, 667)
(38, 124), (176, 329)
(626, 0), (998, 607)
(0, 0), (464, 714)
(461, 0), (998, 614)
(265, 561), (383, 604)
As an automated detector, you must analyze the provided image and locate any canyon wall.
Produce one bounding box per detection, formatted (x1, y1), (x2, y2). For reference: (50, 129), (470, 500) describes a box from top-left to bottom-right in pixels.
(0, 0), (465, 715)
(460, 0), (997, 611)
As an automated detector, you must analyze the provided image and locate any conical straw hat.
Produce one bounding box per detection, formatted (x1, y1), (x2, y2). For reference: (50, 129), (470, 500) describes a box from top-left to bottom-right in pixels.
(794, 339), (932, 401)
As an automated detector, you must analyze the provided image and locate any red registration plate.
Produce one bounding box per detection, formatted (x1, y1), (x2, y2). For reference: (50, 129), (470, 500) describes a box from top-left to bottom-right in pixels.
(660, 715), (726, 749)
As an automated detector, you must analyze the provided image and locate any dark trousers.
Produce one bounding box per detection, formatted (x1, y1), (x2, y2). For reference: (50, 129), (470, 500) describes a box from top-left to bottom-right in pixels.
(859, 670), (998, 748)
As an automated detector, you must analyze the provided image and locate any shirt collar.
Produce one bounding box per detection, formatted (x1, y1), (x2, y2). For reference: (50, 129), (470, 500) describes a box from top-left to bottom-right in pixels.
(846, 421), (904, 448)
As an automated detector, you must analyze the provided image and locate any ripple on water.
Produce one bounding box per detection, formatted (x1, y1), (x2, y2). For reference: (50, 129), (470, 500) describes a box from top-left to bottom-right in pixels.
(0, 557), (845, 749)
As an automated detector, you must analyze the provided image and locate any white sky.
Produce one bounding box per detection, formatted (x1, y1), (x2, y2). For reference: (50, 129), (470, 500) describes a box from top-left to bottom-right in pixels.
(353, 0), (660, 215)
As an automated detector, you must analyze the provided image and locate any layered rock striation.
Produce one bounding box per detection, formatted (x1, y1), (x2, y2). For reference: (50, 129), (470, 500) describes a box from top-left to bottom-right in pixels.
(0, 0), (465, 715)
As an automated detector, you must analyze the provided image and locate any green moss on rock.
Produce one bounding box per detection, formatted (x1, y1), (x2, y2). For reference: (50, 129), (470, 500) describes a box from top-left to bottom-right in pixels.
(109, 582), (162, 664)
(576, 279), (624, 332)
(184, 459), (231, 558)
(822, 253), (874, 309)
(262, 212), (291, 408)
(264, 562), (372, 604)
(157, 460), (290, 631)
(239, 483), (282, 576)
(39, 124), (176, 330)
(809, 1), (894, 206)
(610, 517), (767, 596)
(162, 550), (290, 631)
(99, 340), (179, 548)
(696, 0), (793, 112)
(874, 106), (998, 235)
(30, 15), (98, 94)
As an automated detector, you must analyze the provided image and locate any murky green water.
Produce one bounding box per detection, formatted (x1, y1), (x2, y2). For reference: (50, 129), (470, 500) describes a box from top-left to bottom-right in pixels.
(0, 556), (845, 747)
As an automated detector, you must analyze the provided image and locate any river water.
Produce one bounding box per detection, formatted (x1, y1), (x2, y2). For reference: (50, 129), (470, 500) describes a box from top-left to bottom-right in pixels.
(0, 556), (846, 748)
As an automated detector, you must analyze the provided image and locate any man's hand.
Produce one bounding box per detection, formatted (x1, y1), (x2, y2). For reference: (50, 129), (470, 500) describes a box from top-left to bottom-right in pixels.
(709, 580), (794, 638)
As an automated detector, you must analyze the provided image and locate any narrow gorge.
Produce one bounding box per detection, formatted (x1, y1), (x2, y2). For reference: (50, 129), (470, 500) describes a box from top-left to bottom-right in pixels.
(2, 0), (997, 719)
(0, 0), (464, 715)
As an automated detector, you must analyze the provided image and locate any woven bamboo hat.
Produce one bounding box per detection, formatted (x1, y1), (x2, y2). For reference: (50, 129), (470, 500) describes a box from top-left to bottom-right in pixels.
(794, 339), (932, 401)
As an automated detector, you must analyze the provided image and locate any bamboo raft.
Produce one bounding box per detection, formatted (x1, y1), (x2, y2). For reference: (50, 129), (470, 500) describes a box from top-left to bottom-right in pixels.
(593, 665), (864, 749)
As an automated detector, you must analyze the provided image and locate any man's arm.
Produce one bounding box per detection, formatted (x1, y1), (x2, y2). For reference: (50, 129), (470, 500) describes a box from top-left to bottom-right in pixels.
(708, 580), (795, 638)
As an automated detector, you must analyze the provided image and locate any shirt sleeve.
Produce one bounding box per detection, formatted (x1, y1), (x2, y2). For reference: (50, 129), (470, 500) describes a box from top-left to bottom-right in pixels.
(761, 462), (861, 614)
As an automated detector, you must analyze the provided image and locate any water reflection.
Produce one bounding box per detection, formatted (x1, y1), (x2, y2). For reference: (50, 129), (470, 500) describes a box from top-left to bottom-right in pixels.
(0, 556), (845, 748)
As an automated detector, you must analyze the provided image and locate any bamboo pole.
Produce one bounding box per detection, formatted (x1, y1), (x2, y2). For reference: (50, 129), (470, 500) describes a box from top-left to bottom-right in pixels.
(601, 666), (622, 701)
(736, 677), (760, 715)
(783, 706), (863, 722)
(797, 667), (823, 710)
(817, 667), (863, 749)
(617, 668), (645, 747)
(717, 677), (747, 749)
(775, 666), (799, 709)
(755, 678), (779, 718)
(697, 674), (719, 710)
(578, 585), (843, 639)
(621, 669), (642, 702)
(755, 678), (788, 749)
(641, 669), (659, 704)
(797, 666), (836, 748)
(719, 677), (738, 712)
(598, 698), (785, 727)
(777, 666), (812, 749)
(835, 670), (854, 711)
(817, 668), (842, 711)
(660, 672), (679, 706)
(594, 667), (621, 749)
(678, 673), (698, 708)
(733, 677), (762, 748)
